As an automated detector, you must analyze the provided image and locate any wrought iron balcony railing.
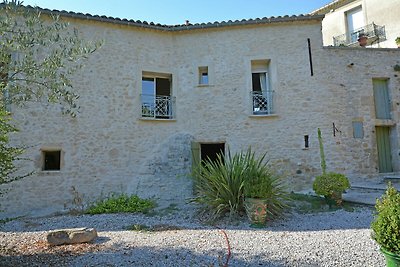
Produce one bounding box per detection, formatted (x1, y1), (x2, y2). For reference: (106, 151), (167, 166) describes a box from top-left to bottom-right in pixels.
(141, 94), (175, 119)
(251, 90), (274, 115)
(333, 23), (386, 47)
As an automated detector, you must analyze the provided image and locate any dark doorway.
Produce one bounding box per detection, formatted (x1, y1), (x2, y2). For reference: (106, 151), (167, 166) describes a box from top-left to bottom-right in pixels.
(201, 143), (225, 164)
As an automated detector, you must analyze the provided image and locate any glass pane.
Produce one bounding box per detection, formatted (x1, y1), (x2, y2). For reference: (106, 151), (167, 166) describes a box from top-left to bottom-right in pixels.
(200, 72), (208, 84)
(142, 78), (155, 103)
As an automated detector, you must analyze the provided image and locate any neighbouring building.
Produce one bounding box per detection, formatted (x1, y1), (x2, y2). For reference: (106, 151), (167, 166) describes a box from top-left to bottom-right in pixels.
(1, 5), (400, 218)
(311, 0), (400, 48)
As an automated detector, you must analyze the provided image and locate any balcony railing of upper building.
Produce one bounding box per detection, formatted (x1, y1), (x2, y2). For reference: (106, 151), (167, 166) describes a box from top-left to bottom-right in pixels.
(141, 94), (175, 119)
(333, 23), (386, 47)
(251, 90), (274, 115)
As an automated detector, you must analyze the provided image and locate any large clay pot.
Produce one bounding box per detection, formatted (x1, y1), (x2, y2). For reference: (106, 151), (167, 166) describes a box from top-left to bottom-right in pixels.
(244, 197), (268, 227)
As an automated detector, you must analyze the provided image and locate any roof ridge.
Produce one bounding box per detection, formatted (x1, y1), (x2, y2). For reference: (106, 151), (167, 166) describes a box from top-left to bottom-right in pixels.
(11, 4), (324, 31)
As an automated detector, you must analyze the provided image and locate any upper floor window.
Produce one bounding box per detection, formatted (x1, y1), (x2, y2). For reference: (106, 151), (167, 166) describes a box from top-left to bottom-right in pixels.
(250, 60), (273, 115)
(346, 7), (364, 43)
(141, 72), (175, 120)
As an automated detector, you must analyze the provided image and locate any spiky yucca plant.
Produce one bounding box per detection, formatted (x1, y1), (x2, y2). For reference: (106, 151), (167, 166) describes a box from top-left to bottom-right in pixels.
(191, 149), (288, 220)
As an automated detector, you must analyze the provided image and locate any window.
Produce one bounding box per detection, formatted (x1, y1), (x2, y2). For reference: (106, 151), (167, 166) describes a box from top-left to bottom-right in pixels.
(346, 7), (364, 43)
(251, 60), (273, 115)
(198, 66), (208, 85)
(352, 121), (364, 138)
(373, 79), (391, 120)
(42, 150), (61, 171)
(141, 72), (175, 119)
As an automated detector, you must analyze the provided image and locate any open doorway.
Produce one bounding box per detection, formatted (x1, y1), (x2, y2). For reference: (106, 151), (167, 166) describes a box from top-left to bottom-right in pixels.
(200, 143), (225, 164)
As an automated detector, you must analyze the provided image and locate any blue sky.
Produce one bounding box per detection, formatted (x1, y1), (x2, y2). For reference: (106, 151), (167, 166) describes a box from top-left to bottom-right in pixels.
(22, 0), (332, 25)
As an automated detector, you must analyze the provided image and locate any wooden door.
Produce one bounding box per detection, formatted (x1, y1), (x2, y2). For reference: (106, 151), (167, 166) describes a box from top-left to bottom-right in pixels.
(376, 127), (393, 173)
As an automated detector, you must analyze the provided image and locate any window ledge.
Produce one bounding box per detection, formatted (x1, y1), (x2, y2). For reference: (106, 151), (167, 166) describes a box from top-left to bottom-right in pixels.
(197, 84), (214, 88)
(249, 114), (279, 118)
(375, 119), (395, 126)
(139, 117), (177, 122)
(39, 170), (61, 175)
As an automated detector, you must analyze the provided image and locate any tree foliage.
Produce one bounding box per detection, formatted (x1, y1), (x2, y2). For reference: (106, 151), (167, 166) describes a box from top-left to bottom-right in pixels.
(0, 0), (101, 186)
(0, 0), (101, 115)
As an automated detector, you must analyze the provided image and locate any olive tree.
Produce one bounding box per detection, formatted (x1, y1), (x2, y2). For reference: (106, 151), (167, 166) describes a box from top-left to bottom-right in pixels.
(0, 0), (101, 185)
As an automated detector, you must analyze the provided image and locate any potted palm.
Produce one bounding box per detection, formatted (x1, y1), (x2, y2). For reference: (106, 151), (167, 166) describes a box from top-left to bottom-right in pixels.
(243, 151), (288, 227)
(371, 183), (400, 267)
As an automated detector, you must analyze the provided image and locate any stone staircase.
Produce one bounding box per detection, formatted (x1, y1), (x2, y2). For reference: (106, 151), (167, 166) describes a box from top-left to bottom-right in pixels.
(343, 174), (400, 206)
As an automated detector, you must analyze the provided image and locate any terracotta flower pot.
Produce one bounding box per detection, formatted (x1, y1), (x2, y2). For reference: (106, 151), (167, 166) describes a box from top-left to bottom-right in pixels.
(244, 197), (268, 227)
(358, 36), (368, 47)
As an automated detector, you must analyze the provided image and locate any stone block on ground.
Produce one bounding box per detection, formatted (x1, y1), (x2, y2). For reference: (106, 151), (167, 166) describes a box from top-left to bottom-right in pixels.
(47, 227), (97, 246)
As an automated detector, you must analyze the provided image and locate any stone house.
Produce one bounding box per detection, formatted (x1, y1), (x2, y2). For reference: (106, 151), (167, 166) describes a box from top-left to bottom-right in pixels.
(1, 7), (400, 218)
(311, 0), (400, 48)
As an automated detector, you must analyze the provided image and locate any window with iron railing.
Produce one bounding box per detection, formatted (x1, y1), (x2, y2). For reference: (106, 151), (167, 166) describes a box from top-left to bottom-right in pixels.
(251, 71), (273, 115)
(141, 74), (175, 119)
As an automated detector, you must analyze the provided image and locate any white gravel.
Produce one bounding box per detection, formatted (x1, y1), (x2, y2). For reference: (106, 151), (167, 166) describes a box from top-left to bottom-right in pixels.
(0, 205), (384, 267)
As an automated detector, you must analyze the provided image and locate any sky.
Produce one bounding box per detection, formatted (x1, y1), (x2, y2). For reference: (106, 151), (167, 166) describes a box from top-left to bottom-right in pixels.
(21, 0), (333, 25)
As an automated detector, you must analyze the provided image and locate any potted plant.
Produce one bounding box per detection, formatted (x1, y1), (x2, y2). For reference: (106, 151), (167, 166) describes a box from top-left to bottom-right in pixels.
(243, 151), (288, 227)
(371, 183), (400, 267)
(358, 33), (368, 47)
(313, 128), (350, 207)
(396, 37), (400, 48)
(312, 172), (350, 207)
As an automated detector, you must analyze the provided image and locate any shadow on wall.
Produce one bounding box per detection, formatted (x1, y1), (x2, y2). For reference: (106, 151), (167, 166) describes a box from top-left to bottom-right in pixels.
(127, 133), (195, 206)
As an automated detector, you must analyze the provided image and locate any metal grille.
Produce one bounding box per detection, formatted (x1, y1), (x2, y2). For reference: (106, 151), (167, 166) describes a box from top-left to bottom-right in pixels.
(251, 90), (273, 115)
(141, 95), (175, 119)
(333, 23), (386, 47)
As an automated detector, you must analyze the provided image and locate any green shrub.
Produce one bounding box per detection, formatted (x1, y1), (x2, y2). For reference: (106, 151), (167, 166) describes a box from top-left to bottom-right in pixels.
(191, 151), (246, 219)
(371, 183), (400, 255)
(85, 194), (155, 215)
(243, 151), (289, 218)
(312, 172), (350, 197)
(191, 148), (289, 220)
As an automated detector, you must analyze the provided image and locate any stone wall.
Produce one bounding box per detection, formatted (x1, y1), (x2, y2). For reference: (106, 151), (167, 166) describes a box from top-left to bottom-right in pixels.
(1, 16), (400, 218)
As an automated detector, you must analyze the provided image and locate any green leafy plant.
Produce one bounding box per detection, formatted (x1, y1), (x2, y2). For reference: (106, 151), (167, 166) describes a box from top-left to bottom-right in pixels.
(313, 129), (350, 206)
(317, 128), (326, 174)
(396, 37), (400, 45)
(85, 194), (155, 215)
(191, 151), (246, 219)
(243, 150), (289, 218)
(313, 172), (350, 197)
(191, 148), (289, 220)
(371, 183), (400, 255)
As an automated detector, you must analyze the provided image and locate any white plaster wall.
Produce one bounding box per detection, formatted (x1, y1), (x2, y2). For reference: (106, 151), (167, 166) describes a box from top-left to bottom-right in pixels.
(320, 0), (400, 48)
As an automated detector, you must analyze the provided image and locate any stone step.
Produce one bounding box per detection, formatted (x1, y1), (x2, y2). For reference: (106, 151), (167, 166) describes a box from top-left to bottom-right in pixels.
(342, 188), (383, 206)
(383, 175), (400, 182)
(342, 181), (400, 206)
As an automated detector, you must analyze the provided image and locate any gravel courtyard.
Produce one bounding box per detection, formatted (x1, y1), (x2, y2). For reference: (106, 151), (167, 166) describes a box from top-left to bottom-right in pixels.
(0, 205), (384, 266)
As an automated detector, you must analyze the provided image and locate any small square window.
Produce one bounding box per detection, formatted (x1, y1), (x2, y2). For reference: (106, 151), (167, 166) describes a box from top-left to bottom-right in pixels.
(43, 150), (61, 171)
(199, 66), (208, 85)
